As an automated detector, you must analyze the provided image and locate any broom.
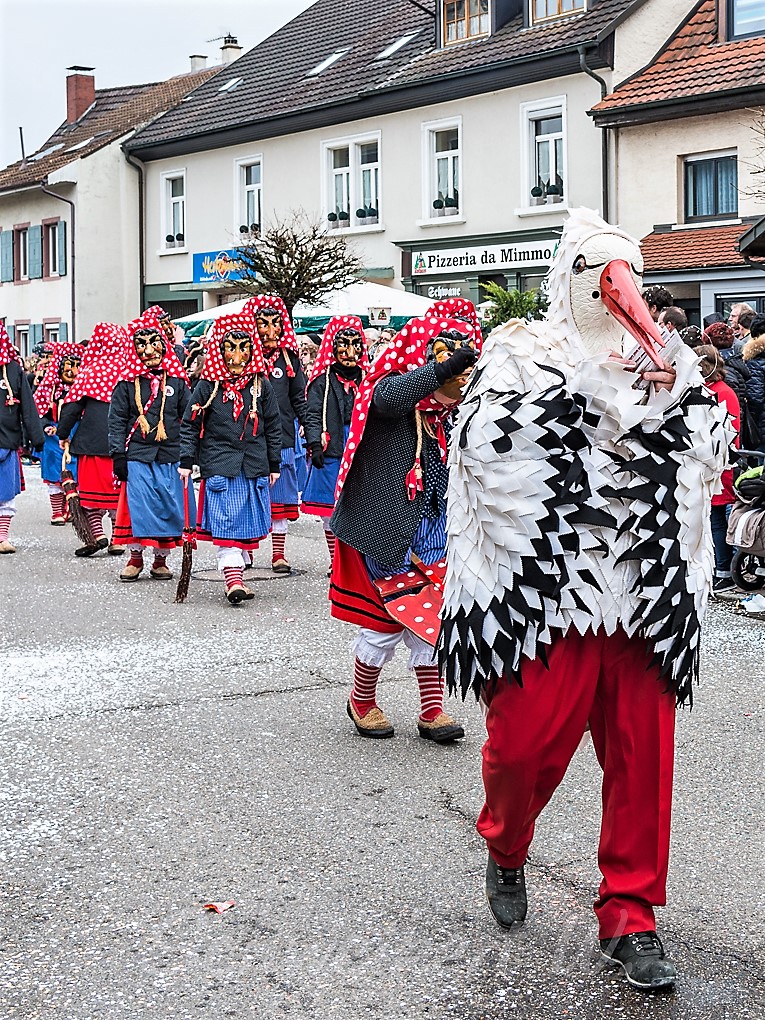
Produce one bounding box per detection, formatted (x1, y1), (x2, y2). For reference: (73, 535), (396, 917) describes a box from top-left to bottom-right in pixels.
(61, 443), (97, 546)
(175, 476), (196, 603)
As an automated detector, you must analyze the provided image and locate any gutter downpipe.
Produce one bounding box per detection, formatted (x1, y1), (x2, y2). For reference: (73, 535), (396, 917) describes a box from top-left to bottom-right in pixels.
(40, 182), (77, 339)
(125, 151), (146, 311)
(578, 45), (610, 222)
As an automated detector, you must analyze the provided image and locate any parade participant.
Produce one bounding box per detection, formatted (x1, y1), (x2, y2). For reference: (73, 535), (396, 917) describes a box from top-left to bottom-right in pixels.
(180, 312), (282, 605)
(109, 310), (191, 582)
(0, 324), (45, 553)
(244, 294), (307, 574)
(440, 209), (730, 990)
(302, 315), (369, 571)
(58, 323), (129, 557)
(33, 342), (82, 525)
(329, 308), (480, 743)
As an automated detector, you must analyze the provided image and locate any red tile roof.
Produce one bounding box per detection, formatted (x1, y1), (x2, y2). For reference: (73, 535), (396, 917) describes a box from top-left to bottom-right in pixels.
(640, 223), (750, 272)
(592, 0), (765, 118)
(0, 67), (220, 193)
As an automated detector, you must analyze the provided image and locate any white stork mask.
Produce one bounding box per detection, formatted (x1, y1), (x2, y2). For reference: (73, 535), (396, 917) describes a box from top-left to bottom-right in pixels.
(441, 208), (733, 709)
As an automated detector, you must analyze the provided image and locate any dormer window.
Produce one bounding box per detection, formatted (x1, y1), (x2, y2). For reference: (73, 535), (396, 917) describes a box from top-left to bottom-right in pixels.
(727, 0), (765, 39)
(443, 1), (489, 44)
(531, 0), (586, 25)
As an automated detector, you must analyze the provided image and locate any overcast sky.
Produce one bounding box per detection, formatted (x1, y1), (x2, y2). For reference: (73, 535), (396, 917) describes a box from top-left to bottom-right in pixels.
(0, 0), (315, 169)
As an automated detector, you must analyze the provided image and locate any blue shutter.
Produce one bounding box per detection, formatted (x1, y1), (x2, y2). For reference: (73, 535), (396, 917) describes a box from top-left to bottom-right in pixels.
(0, 231), (13, 283)
(59, 322), (68, 341)
(6, 325), (14, 342)
(57, 220), (67, 276)
(30, 324), (44, 347)
(28, 225), (43, 279)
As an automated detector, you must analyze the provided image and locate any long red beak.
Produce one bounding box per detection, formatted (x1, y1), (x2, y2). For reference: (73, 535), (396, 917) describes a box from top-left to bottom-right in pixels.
(600, 260), (665, 364)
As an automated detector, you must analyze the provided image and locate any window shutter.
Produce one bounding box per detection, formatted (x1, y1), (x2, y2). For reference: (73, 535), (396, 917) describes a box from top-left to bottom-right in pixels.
(6, 325), (14, 342)
(0, 231), (13, 283)
(28, 225), (43, 279)
(59, 322), (68, 341)
(58, 220), (67, 276)
(30, 324), (44, 347)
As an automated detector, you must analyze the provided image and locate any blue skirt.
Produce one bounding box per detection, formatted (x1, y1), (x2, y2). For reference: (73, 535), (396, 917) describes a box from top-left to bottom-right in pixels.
(0, 448), (21, 503)
(294, 422), (308, 493)
(199, 472), (271, 548)
(41, 434), (77, 485)
(302, 457), (341, 517)
(270, 446), (299, 520)
(125, 461), (187, 539)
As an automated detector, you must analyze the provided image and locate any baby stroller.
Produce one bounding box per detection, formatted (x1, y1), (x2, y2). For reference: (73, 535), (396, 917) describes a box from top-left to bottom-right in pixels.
(727, 450), (765, 592)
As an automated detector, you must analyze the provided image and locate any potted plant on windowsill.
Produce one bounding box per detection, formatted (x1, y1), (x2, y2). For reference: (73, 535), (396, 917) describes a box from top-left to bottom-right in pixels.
(530, 185), (545, 207)
(356, 207), (368, 226)
(165, 233), (176, 248)
(338, 211), (350, 227)
(327, 212), (338, 230)
(546, 184), (563, 205)
(367, 206), (379, 225)
(432, 198), (445, 218)
(444, 196), (458, 216)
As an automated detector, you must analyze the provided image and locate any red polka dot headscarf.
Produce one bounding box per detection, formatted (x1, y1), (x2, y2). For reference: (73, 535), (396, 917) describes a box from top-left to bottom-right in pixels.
(243, 294), (299, 356)
(0, 323), (21, 367)
(33, 342), (85, 416)
(334, 310), (481, 499)
(308, 315), (369, 385)
(65, 323), (130, 404)
(123, 310), (189, 383)
(202, 312), (266, 383)
(427, 298), (482, 343)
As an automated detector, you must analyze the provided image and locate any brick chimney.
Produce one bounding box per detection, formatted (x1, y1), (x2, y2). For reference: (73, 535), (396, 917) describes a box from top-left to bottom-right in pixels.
(189, 54), (208, 72)
(66, 66), (95, 123)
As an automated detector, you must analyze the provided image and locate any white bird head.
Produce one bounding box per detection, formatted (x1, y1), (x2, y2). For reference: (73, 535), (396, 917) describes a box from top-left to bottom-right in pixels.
(546, 208), (665, 363)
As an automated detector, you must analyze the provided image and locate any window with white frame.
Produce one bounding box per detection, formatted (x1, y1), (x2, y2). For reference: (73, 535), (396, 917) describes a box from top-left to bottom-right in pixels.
(443, 1), (489, 43)
(15, 228), (29, 280)
(423, 120), (461, 218)
(236, 158), (263, 237)
(45, 325), (60, 345)
(531, 0), (586, 23)
(161, 171), (186, 249)
(15, 327), (29, 357)
(324, 135), (381, 229)
(521, 99), (566, 206)
(44, 222), (59, 276)
(684, 151), (738, 221)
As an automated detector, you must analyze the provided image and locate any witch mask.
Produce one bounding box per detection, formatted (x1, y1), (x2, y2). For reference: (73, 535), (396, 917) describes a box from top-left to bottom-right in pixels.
(255, 307), (283, 351)
(428, 328), (475, 400)
(59, 356), (81, 385)
(333, 328), (365, 368)
(221, 331), (253, 377)
(133, 328), (166, 369)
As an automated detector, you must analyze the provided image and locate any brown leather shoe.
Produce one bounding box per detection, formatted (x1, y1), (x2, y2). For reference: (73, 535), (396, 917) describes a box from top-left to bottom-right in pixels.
(226, 583), (248, 605)
(417, 712), (465, 743)
(241, 584), (255, 600)
(149, 564), (174, 580)
(346, 699), (395, 739)
(0, 540), (16, 554)
(271, 557), (292, 575)
(119, 563), (143, 582)
(108, 544), (126, 556)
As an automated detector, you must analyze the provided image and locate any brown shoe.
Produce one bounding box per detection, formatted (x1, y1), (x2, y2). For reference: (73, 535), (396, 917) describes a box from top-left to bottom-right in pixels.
(119, 563), (143, 582)
(108, 544), (126, 556)
(271, 557), (291, 575)
(0, 540), (16, 554)
(149, 564), (174, 580)
(346, 699), (395, 739)
(226, 583), (248, 605)
(241, 584), (255, 600)
(417, 712), (465, 744)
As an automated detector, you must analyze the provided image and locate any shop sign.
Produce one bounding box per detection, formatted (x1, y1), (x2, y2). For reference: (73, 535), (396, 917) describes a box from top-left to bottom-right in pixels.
(412, 240), (558, 276)
(192, 249), (248, 284)
(369, 307), (393, 325)
(417, 281), (473, 300)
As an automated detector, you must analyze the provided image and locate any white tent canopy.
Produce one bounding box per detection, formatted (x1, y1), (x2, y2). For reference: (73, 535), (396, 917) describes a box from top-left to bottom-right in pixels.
(173, 281), (431, 326)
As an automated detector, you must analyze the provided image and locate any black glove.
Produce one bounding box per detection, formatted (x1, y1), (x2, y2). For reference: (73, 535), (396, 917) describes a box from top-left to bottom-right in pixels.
(433, 345), (477, 385)
(310, 443), (325, 469)
(112, 455), (128, 482)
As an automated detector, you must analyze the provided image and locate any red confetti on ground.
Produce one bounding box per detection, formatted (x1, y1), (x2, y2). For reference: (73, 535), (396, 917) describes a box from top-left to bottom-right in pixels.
(203, 900), (235, 913)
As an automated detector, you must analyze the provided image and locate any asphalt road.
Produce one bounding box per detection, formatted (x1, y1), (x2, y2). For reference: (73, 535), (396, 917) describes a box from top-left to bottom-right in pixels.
(1, 468), (764, 1019)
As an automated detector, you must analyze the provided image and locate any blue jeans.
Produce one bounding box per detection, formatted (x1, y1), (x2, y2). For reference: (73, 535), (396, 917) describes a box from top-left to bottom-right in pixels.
(711, 503), (733, 575)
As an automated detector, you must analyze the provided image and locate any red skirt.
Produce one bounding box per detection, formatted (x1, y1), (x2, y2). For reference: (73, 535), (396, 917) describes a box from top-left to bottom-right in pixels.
(112, 485), (182, 550)
(271, 502), (299, 522)
(329, 540), (401, 633)
(77, 455), (120, 510)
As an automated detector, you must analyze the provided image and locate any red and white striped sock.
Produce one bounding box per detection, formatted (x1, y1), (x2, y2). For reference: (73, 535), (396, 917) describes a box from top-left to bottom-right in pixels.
(49, 492), (66, 518)
(0, 516), (11, 542)
(223, 565), (244, 590)
(415, 666), (444, 722)
(85, 509), (105, 540)
(127, 548), (144, 568)
(272, 533), (287, 562)
(350, 658), (383, 717)
(324, 529), (337, 565)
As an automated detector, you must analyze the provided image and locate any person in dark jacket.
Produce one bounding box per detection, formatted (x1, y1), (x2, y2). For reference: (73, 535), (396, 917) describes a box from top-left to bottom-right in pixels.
(0, 324), (45, 553)
(244, 294), (307, 574)
(302, 315), (369, 572)
(330, 301), (481, 744)
(58, 322), (129, 557)
(743, 314), (765, 452)
(33, 343), (82, 524)
(180, 313), (282, 605)
(109, 310), (191, 582)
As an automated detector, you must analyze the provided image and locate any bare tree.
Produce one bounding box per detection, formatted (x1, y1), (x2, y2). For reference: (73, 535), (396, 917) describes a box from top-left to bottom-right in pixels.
(739, 108), (765, 204)
(232, 211), (364, 314)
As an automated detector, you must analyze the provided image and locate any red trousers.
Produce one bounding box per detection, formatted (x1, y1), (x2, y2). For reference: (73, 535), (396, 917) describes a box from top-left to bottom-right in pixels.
(478, 627), (676, 939)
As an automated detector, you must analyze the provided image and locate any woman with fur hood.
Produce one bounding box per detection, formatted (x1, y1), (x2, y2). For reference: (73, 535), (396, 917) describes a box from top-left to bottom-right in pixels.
(743, 314), (765, 452)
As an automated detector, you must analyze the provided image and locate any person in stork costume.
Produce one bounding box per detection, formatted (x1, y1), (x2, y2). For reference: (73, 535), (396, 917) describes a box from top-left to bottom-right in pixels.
(0, 323), (45, 553)
(244, 294), (307, 574)
(57, 322), (129, 557)
(440, 210), (731, 990)
(329, 299), (482, 743)
(109, 310), (192, 582)
(33, 342), (83, 525)
(180, 311), (282, 604)
(302, 315), (369, 572)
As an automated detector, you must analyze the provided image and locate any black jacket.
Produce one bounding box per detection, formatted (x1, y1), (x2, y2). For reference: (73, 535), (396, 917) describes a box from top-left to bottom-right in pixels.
(723, 352), (751, 406)
(267, 350), (307, 449)
(330, 363), (454, 568)
(743, 337), (765, 443)
(304, 365), (362, 457)
(108, 374), (190, 464)
(57, 397), (110, 457)
(0, 362), (45, 451)
(180, 377), (282, 479)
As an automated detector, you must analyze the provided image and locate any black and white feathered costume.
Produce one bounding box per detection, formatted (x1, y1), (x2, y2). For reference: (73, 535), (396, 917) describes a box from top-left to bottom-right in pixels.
(440, 209), (731, 707)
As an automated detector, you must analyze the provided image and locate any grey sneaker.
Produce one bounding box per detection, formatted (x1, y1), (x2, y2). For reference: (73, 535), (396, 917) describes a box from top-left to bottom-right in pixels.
(600, 931), (677, 990)
(485, 854), (527, 928)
